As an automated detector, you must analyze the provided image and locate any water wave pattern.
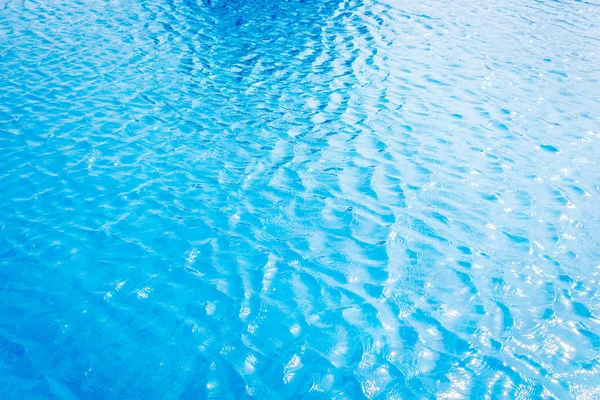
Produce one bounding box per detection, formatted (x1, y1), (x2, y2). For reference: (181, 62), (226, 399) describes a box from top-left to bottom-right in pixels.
(1, 0), (600, 398)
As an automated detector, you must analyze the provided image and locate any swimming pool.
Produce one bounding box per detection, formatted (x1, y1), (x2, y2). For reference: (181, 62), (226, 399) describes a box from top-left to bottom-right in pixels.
(1, 0), (599, 397)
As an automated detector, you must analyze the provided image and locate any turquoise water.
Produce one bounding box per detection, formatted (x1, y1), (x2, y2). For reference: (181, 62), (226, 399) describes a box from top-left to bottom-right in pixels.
(1, 0), (600, 397)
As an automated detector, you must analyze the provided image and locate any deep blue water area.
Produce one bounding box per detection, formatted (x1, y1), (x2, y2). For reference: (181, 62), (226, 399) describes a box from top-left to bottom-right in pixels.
(1, 0), (600, 398)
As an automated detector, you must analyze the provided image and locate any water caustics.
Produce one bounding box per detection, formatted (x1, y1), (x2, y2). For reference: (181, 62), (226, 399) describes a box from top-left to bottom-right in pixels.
(1, 0), (600, 398)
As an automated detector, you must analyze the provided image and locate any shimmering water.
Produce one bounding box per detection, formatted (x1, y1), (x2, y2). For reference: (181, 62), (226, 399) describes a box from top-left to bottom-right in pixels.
(1, 0), (600, 397)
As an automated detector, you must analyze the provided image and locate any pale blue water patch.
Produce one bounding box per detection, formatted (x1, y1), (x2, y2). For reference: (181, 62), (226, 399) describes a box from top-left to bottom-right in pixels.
(1, 0), (600, 398)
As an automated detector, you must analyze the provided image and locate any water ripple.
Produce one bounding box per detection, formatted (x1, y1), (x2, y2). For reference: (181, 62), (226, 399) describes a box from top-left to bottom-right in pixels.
(1, 0), (600, 397)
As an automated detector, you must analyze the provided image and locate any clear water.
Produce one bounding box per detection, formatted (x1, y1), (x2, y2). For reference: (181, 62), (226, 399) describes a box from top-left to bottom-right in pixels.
(1, 0), (599, 397)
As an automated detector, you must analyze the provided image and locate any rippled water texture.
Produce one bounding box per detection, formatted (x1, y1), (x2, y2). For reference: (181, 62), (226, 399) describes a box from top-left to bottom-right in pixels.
(1, 0), (600, 398)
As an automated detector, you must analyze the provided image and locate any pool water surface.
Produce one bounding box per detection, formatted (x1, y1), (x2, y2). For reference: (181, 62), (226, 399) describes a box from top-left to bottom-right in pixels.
(1, 0), (599, 398)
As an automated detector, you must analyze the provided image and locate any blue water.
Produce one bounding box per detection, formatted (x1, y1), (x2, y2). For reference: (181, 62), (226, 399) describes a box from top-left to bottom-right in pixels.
(1, 0), (600, 398)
